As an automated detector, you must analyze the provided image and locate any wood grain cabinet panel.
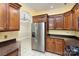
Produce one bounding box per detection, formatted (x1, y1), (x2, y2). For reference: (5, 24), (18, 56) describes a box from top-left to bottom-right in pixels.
(46, 38), (53, 52)
(46, 38), (55, 53)
(33, 14), (48, 23)
(8, 6), (19, 30)
(48, 16), (55, 29)
(46, 37), (65, 55)
(6, 49), (18, 56)
(55, 15), (64, 29)
(72, 11), (77, 31)
(72, 8), (79, 30)
(40, 14), (48, 22)
(8, 3), (21, 31)
(48, 15), (64, 30)
(64, 11), (72, 30)
(33, 16), (39, 23)
(0, 4), (7, 31)
(0, 3), (21, 31)
(72, 4), (79, 31)
(54, 39), (65, 55)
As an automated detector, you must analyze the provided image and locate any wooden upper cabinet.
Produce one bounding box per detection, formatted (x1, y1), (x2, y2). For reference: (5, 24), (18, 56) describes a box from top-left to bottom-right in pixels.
(48, 14), (64, 30)
(0, 3), (21, 31)
(64, 11), (72, 30)
(40, 14), (48, 22)
(33, 14), (48, 23)
(0, 4), (7, 31)
(48, 16), (55, 30)
(72, 4), (79, 31)
(33, 16), (39, 23)
(72, 11), (77, 31)
(8, 3), (21, 31)
(55, 15), (64, 29)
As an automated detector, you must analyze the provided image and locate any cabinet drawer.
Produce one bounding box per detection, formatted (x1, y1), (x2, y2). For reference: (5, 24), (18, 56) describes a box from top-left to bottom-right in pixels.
(1, 43), (18, 56)
(6, 49), (18, 56)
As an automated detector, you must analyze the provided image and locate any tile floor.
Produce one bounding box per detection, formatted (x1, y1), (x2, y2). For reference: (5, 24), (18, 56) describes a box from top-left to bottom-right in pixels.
(20, 38), (59, 56)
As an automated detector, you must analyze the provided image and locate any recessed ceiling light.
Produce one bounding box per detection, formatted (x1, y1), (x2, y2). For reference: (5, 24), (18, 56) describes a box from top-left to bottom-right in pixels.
(50, 6), (54, 8)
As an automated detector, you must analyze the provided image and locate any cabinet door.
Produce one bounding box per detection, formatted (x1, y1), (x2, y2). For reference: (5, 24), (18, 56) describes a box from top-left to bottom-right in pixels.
(51, 38), (55, 52)
(55, 39), (65, 55)
(46, 38), (53, 52)
(0, 4), (7, 31)
(72, 9), (79, 31)
(6, 49), (18, 56)
(33, 14), (48, 23)
(55, 15), (64, 29)
(72, 11), (77, 31)
(40, 15), (48, 22)
(33, 16), (39, 23)
(46, 38), (55, 52)
(46, 38), (55, 53)
(8, 4), (20, 31)
(48, 17), (55, 29)
(64, 11), (72, 30)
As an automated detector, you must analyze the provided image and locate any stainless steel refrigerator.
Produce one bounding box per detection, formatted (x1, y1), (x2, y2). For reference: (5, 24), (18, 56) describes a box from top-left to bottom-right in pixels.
(31, 22), (45, 52)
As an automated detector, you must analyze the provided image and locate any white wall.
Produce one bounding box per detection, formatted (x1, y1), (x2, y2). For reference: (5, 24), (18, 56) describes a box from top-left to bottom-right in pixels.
(18, 10), (32, 41)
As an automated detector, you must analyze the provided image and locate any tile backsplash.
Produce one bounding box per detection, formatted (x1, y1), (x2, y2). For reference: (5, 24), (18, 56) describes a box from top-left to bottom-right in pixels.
(0, 31), (19, 42)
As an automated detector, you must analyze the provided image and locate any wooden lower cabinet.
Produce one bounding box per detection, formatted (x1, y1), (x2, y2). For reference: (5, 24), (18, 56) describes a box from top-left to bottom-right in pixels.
(6, 49), (18, 56)
(46, 37), (65, 55)
(55, 39), (65, 55)
(46, 38), (55, 53)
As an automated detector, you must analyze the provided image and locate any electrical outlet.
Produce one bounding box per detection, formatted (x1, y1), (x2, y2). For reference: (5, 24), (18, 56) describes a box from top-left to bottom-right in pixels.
(4, 35), (7, 39)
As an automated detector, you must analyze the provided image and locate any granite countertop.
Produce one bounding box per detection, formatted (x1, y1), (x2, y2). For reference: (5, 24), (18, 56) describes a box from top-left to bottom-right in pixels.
(48, 30), (79, 39)
(48, 34), (79, 47)
(48, 34), (79, 40)
(0, 38), (17, 43)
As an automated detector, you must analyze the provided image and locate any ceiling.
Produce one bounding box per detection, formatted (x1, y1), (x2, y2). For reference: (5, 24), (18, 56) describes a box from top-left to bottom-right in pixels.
(22, 3), (75, 15)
